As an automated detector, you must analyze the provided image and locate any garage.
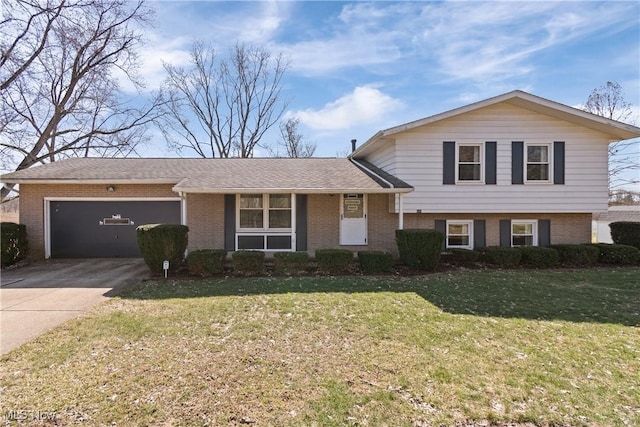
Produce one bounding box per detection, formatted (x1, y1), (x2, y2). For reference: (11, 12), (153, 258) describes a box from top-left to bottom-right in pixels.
(49, 200), (181, 258)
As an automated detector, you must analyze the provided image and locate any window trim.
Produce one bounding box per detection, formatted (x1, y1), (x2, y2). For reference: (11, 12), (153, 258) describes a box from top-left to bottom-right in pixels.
(524, 142), (553, 184)
(235, 193), (296, 252)
(511, 219), (538, 247)
(455, 142), (484, 184)
(237, 193), (293, 232)
(446, 220), (474, 250)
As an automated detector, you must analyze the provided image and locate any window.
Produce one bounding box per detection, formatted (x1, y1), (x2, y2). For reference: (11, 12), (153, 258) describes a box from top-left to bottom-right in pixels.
(511, 220), (537, 247)
(526, 144), (551, 182)
(268, 194), (292, 228)
(237, 194), (294, 251)
(239, 194), (263, 228)
(446, 220), (473, 249)
(457, 144), (483, 182)
(238, 194), (292, 230)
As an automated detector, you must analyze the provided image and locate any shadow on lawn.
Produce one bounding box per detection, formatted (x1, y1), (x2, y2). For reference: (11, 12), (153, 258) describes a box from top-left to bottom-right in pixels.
(112, 268), (640, 326)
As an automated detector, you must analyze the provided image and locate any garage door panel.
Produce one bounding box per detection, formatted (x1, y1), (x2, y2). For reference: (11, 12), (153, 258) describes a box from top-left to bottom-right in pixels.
(50, 201), (181, 258)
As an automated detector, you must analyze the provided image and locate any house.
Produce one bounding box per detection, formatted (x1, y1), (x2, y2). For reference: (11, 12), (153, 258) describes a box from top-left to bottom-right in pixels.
(2, 90), (639, 260)
(593, 206), (640, 243)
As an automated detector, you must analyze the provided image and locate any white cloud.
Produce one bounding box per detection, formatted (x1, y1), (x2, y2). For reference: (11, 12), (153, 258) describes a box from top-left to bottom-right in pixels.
(290, 86), (403, 130)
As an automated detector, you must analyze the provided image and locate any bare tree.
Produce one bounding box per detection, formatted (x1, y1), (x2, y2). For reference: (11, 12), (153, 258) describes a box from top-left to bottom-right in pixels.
(159, 42), (289, 158)
(268, 117), (316, 158)
(583, 81), (639, 194)
(0, 0), (162, 199)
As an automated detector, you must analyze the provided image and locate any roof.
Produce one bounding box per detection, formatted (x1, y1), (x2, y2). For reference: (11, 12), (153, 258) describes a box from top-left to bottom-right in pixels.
(352, 90), (640, 158)
(0, 157), (413, 194)
(594, 206), (640, 222)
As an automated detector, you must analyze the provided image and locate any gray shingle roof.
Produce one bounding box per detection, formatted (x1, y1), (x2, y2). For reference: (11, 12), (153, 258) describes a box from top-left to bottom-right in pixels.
(1, 158), (413, 193)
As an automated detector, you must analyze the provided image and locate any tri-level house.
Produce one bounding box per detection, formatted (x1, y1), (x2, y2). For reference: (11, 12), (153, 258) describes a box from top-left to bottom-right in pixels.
(2, 90), (639, 259)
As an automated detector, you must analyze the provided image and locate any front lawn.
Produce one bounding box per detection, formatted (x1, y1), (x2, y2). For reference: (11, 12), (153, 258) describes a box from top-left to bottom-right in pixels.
(1, 268), (639, 426)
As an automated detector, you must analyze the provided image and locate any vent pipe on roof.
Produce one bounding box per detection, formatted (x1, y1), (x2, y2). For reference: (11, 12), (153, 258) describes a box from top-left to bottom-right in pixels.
(351, 139), (357, 153)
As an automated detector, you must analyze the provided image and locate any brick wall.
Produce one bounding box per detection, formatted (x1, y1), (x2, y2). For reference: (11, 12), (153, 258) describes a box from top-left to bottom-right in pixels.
(20, 184), (177, 259)
(185, 193), (225, 250)
(20, 183), (593, 259)
(306, 193), (592, 255)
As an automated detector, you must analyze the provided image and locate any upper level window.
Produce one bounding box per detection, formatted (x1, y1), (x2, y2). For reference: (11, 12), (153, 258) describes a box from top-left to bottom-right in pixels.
(511, 220), (537, 246)
(526, 144), (551, 182)
(457, 143), (482, 182)
(446, 220), (473, 249)
(238, 194), (292, 230)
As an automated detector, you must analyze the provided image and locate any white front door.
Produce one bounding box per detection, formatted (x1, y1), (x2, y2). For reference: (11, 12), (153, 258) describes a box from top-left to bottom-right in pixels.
(340, 194), (367, 245)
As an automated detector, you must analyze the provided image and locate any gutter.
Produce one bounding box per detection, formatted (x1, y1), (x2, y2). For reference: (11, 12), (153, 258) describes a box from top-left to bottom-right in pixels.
(348, 158), (394, 188)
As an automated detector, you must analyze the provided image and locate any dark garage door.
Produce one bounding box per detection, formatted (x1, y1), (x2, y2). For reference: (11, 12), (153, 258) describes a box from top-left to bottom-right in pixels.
(50, 200), (181, 258)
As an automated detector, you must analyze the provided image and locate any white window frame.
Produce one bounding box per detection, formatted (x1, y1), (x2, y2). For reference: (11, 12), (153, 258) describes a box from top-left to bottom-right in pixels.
(455, 142), (484, 183)
(511, 220), (538, 247)
(236, 193), (295, 252)
(446, 220), (474, 249)
(524, 143), (552, 183)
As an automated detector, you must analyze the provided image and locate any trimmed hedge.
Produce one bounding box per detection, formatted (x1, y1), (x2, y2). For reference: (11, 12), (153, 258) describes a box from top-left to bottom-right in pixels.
(551, 244), (599, 266)
(274, 252), (309, 275)
(232, 251), (265, 275)
(481, 247), (522, 267)
(518, 246), (560, 268)
(395, 229), (444, 271)
(443, 249), (480, 266)
(136, 224), (188, 274)
(591, 243), (640, 265)
(1, 222), (28, 267)
(186, 249), (226, 276)
(610, 222), (640, 250)
(315, 249), (353, 274)
(358, 250), (394, 274)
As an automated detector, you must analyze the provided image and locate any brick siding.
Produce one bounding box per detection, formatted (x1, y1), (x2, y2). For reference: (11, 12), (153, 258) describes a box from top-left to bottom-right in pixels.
(20, 184), (593, 259)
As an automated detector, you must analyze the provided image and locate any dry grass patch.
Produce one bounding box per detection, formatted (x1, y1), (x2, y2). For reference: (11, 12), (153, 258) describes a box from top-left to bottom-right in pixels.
(1, 268), (639, 426)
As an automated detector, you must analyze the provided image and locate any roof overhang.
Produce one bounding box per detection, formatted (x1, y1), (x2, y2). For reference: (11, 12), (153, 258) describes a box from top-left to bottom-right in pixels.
(173, 186), (413, 194)
(352, 90), (640, 158)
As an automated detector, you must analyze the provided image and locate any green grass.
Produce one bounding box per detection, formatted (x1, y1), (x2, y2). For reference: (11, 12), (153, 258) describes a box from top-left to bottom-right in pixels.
(1, 268), (639, 426)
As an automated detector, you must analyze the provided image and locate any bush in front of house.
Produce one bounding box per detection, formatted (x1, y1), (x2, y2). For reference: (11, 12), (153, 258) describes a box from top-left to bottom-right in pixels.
(274, 252), (309, 275)
(1, 222), (28, 267)
(358, 250), (394, 274)
(480, 246), (522, 267)
(395, 229), (444, 271)
(443, 249), (481, 267)
(232, 251), (265, 275)
(315, 249), (353, 274)
(136, 224), (189, 274)
(591, 243), (640, 265)
(609, 222), (640, 250)
(518, 246), (560, 268)
(186, 249), (226, 276)
(551, 244), (599, 266)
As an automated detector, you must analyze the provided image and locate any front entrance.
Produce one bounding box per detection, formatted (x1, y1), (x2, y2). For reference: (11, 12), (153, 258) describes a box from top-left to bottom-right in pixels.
(340, 194), (367, 245)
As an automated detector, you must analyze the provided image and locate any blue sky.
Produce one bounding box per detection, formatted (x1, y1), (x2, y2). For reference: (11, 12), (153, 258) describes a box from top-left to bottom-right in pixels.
(133, 0), (640, 158)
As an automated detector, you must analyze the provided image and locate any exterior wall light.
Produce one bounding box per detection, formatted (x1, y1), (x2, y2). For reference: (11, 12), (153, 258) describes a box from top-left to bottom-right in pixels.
(106, 186), (115, 192)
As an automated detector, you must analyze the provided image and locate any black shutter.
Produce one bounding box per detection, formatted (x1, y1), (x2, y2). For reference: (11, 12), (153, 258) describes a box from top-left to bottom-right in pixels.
(435, 219), (446, 250)
(538, 219), (551, 247)
(296, 194), (307, 251)
(499, 219), (511, 247)
(443, 141), (456, 185)
(554, 142), (565, 185)
(512, 142), (524, 184)
(485, 142), (497, 185)
(224, 194), (235, 251)
(473, 219), (486, 248)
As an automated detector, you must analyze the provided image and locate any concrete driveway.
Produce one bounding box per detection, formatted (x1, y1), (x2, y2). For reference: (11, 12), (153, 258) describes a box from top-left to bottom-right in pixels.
(1, 259), (149, 355)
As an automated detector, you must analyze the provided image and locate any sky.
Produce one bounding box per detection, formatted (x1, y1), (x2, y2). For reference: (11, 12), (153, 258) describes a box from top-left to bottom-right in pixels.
(130, 0), (640, 159)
